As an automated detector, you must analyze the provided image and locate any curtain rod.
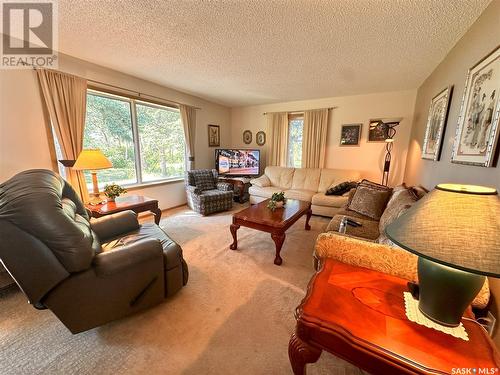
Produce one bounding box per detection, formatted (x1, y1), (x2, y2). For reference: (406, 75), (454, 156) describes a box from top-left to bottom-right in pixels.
(262, 107), (337, 115)
(28, 64), (201, 110)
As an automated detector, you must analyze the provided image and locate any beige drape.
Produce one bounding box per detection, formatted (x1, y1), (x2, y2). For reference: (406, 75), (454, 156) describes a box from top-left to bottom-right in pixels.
(37, 69), (89, 202)
(266, 112), (289, 166)
(302, 109), (329, 168)
(180, 104), (197, 170)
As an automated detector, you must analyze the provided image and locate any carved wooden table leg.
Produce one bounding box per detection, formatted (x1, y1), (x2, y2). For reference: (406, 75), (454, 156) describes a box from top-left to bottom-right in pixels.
(288, 332), (322, 375)
(230, 224), (240, 250)
(151, 208), (162, 225)
(305, 208), (312, 230)
(271, 232), (286, 265)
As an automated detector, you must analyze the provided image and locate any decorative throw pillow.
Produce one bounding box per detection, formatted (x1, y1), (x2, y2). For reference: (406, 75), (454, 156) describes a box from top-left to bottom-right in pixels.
(325, 181), (358, 196)
(379, 188), (417, 234)
(376, 188), (418, 247)
(409, 185), (429, 200)
(193, 170), (216, 191)
(358, 179), (391, 191)
(392, 183), (408, 193)
(347, 181), (392, 220)
(346, 187), (357, 206)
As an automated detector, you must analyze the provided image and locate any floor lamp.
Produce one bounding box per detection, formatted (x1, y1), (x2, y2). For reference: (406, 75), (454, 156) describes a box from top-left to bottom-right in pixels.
(370, 120), (400, 186)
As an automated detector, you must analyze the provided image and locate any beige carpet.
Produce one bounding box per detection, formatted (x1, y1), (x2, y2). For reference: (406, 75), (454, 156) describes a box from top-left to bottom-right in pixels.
(0, 204), (364, 375)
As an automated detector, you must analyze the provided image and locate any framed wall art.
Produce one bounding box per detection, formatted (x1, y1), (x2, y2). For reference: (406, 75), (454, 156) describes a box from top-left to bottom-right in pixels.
(451, 46), (500, 167)
(208, 124), (220, 147)
(339, 124), (362, 146)
(256, 131), (266, 146)
(243, 130), (252, 144)
(422, 86), (453, 161)
(367, 120), (389, 142)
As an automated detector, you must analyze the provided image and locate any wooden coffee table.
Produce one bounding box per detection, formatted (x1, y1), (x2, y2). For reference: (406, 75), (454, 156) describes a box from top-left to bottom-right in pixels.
(289, 259), (500, 374)
(85, 195), (162, 224)
(229, 199), (312, 265)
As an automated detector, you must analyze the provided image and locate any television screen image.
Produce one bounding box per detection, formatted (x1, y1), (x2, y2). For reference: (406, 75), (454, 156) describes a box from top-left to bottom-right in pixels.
(216, 149), (260, 176)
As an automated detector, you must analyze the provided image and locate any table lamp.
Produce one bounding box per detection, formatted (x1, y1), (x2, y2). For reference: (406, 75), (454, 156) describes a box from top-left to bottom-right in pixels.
(73, 149), (112, 204)
(385, 183), (499, 327)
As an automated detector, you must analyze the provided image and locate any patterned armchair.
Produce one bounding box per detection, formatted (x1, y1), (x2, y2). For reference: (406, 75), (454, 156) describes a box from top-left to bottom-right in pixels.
(186, 169), (233, 215)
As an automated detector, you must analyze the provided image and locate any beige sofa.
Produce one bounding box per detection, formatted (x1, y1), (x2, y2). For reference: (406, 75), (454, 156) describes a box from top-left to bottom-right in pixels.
(249, 166), (361, 217)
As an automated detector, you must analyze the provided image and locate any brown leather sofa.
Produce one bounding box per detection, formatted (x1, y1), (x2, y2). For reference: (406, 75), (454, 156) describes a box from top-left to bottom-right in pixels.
(0, 169), (188, 333)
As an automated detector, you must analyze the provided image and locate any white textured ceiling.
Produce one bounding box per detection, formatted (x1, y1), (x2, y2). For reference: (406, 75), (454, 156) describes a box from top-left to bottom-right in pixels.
(58, 0), (491, 107)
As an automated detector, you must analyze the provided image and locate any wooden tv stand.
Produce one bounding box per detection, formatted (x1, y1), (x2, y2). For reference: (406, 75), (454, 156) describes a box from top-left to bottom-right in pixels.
(219, 176), (251, 203)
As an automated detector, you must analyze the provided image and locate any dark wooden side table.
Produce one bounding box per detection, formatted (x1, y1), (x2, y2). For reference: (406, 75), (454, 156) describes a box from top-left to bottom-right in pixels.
(289, 259), (499, 375)
(85, 195), (162, 225)
(219, 177), (251, 203)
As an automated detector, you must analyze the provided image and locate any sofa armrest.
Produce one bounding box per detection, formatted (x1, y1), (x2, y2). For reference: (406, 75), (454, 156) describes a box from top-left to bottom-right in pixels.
(313, 232), (490, 309)
(90, 211), (140, 242)
(186, 185), (202, 195)
(217, 182), (233, 191)
(93, 238), (163, 277)
(250, 175), (271, 187)
(314, 232), (418, 281)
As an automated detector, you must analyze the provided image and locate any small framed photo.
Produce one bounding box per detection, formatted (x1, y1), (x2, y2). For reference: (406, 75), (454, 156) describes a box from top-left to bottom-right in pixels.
(368, 120), (389, 142)
(256, 131), (266, 146)
(243, 130), (252, 144)
(340, 124), (362, 146)
(208, 124), (220, 147)
(422, 86), (453, 161)
(451, 46), (500, 167)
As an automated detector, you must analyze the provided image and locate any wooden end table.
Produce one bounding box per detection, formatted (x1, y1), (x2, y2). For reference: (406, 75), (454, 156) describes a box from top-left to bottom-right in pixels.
(85, 195), (162, 225)
(229, 199), (312, 265)
(289, 259), (500, 374)
(219, 177), (251, 203)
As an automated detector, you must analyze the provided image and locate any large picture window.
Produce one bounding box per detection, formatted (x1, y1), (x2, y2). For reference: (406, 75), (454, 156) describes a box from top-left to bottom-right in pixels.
(136, 101), (186, 182)
(83, 90), (185, 188)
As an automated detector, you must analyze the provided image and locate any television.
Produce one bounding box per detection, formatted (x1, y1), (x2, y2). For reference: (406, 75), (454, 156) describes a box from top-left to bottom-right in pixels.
(215, 149), (260, 177)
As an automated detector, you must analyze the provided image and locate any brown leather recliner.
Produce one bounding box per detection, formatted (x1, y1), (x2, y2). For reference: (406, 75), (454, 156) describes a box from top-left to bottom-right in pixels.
(0, 169), (188, 333)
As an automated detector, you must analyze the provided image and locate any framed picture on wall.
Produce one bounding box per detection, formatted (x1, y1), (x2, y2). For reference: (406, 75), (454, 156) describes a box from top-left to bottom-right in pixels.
(256, 131), (266, 146)
(421, 86), (453, 161)
(367, 120), (388, 142)
(243, 130), (252, 144)
(208, 124), (220, 147)
(339, 124), (362, 146)
(451, 46), (500, 167)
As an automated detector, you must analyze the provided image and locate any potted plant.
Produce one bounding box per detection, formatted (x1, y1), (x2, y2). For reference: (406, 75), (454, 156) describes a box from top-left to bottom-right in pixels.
(103, 183), (127, 202)
(267, 191), (286, 211)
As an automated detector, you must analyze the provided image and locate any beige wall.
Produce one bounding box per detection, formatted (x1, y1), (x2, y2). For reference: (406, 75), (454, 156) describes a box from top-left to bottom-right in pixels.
(403, 0), (500, 345)
(0, 54), (231, 209)
(231, 90), (417, 186)
(404, 0), (500, 191)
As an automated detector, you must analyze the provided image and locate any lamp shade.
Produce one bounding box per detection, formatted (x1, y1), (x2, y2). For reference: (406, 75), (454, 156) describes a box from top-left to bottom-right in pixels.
(385, 184), (499, 277)
(73, 149), (112, 171)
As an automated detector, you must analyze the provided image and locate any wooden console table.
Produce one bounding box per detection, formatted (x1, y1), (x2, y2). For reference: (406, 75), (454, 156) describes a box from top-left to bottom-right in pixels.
(289, 259), (499, 374)
(85, 195), (162, 224)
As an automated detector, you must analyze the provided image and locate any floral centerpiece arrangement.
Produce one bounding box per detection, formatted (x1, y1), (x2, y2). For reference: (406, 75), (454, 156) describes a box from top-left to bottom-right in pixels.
(267, 191), (286, 211)
(103, 183), (127, 202)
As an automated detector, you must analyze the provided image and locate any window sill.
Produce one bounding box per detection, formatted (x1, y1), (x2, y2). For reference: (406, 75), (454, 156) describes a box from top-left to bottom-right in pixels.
(123, 178), (185, 191)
